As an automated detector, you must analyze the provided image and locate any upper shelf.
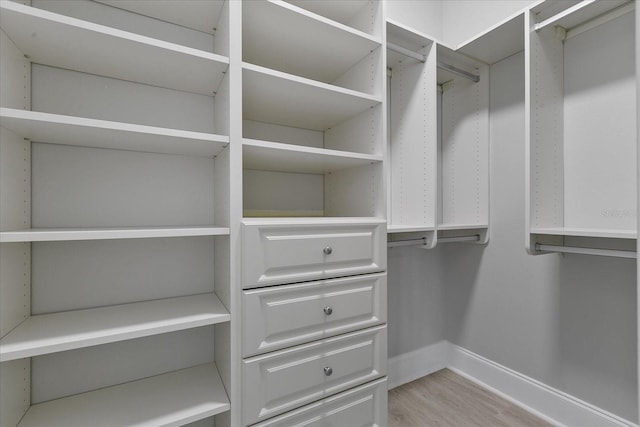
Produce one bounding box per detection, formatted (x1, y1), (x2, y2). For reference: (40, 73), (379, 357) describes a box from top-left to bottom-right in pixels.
(243, 63), (381, 131)
(94, 0), (224, 34)
(0, 108), (229, 157)
(0, 1), (228, 96)
(456, 13), (525, 64)
(387, 225), (436, 234)
(243, 138), (382, 174)
(532, 0), (632, 32)
(0, 225), (230, 243)
(244, 1), (380, 85)
(0, 293), (229, 362)
(286, 0), (371, 26)
(17, 363), (229, 427)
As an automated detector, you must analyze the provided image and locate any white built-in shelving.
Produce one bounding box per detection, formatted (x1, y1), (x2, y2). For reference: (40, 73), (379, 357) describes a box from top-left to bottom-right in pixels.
(0, 1), (232, 426)
(526, 0), (637, 257)
(242, 0), (385, 219)
(385, 19), (489, 248)
(0, 108), (229, 157)
(17, 363), (230, 427)
(0, 293), (229, 362)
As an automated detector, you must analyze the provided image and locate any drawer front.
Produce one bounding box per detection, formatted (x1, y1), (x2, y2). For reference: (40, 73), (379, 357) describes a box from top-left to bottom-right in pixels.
(242, 325), (387, 426)
(251, 377), (387, 427)
(242, 220), (386, 289)
(243, 273), (387, 357)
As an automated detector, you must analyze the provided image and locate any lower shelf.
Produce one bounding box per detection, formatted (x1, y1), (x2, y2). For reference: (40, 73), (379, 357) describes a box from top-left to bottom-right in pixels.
(18, 363), (230, 427)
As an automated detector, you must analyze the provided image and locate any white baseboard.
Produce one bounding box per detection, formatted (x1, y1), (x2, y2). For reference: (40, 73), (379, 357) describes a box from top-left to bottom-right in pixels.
(388, 341), (637, 427)
(387, 340), (447, 390)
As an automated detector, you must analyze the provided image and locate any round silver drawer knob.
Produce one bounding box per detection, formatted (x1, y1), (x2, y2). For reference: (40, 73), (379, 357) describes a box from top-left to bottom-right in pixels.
(323, 246), (333, 255)
(323, 306), (333, 315)
(324, 366), (333, 376)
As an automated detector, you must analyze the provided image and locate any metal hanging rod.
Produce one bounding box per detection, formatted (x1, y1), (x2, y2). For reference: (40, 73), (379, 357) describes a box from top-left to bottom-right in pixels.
(387, 41), (426, 62)
(436, 61), (480, 83)
(387, 42), (480, 83)
(388, 237), (427, 248)
(536, 244), (637, 259)
(438, 235), (481, 244)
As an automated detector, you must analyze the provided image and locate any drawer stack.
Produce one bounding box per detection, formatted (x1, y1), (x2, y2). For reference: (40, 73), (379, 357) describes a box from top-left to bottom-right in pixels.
(241, 218), (388, 426)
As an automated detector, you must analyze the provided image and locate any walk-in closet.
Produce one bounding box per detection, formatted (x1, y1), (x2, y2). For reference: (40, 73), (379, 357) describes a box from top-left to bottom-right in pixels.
(0, 0), (638, 426)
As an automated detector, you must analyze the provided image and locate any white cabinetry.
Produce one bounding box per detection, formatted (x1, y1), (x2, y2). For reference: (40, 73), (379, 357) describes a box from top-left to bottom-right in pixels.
(0, 1), (231, 425)
(526, 0), (637, 258)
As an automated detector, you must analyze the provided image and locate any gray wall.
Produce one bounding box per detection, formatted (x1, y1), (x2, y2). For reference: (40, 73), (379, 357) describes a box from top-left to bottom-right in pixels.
(444, 52), (638, 422)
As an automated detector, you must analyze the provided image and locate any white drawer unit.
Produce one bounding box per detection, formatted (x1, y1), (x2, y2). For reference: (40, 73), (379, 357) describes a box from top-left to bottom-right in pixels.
(251, 377), (388, 427)
(242, 325), (387, 426)
(241, 218), (387, 289)
(242, 272), (387, 357)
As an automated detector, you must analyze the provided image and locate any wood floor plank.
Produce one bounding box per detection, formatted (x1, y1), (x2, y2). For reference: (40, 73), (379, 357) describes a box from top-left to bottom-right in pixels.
(388, 369), (553, 427)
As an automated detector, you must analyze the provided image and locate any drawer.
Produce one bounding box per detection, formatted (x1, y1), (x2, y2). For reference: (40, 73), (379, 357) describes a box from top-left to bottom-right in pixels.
(242, 325), (387, 426)
(241, 219), (386, 289)
(251, 377), (387, 427)
(243, 273), (386, 357)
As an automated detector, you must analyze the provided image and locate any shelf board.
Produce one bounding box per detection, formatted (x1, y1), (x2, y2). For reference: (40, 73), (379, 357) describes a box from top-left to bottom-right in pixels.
(242, 217), (386, 226)
(0, 1), (228, 95)
(286, 0), (370, 25)
(244, 0), (380, 85)
(243, 63), (381, 131)
(18, 363), (229, 427)
(438, 224), (489, 231)
(387, 225), (436, 234)
(532, 0), (631, 32)
(456, 13), (525, 64)
(0, 226), (229, 243)
(243, 138), (381, 174)
(0, 293), (229, 362)
(531, 227), (636, 239)
(0, 108), (229, 157)
(94, 0), (224, 35)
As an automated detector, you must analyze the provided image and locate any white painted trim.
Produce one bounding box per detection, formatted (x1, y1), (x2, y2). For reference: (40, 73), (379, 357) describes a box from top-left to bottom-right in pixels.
(387, 340), (447, 390)
(388, 342), (638, 427)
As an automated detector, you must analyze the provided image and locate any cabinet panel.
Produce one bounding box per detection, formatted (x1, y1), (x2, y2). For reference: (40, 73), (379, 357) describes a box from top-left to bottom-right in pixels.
(242, 219), (386, 288)
(242, 272), (386, 357)
(242, 325), (386, 425)
(251, 377), (387, 427)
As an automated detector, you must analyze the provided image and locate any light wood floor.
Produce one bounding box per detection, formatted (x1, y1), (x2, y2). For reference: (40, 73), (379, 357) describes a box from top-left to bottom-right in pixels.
(388, 369), (553, 427)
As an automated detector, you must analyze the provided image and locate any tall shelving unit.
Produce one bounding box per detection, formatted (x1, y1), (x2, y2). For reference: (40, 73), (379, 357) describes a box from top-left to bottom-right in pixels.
(386, 20), (490, 250)
(525, 0), (637, 258)
(0, 1), (232, 425)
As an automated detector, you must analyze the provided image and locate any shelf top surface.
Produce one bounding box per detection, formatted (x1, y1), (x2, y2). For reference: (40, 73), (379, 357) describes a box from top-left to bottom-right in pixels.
(242, 217), (386, 226)
(244, 0), (380, 85)
(532, 0), (631, 31)
(456, 13), (525, 64)
(243, 63), (381, 131)
(1, 108), (229, 157)
(0, 1), (228, 95)
(18, 363), (229, 427)
(0, 293), (229, 362)
(531, 227), (636, 239)
(0, 225), (230, 242)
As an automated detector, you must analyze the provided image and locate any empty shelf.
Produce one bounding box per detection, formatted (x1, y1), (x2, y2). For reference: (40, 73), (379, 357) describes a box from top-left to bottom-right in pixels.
(438, 224), (488, 231)
(0, 1), (228, 95)
(531, 227), (636, 239)
(0, 293), (229, 362)
(243, 63), (381, 131)
(387, 225), (436, 234)
(244, 0), (380, 85)
(457, 13), (525, 64)
(0, 108), (229, 157)
(0, 226), (230, 242)
(18, 363), (230, 427)
(243, 138), (381, 174)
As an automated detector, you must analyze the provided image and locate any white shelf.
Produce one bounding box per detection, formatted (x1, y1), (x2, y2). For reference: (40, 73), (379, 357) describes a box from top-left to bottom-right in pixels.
(0, 293), (229, 362)
(532, 0), (631, 32)
(17, 363), (230, 427)
(0, 226), (230, 243)
(94, 0), (224, 34)
(243, 63), (381, 131)
(0, 108), (229, 157)
(286, 0), (370, 25)
(387, 225), (436, 234)
(438, 224), (489, 231)
(243, 0), (380, 85)
(243, 138), (381, 174)
(457, 13), (525, 64)
(531, 227), (636, 240)
(0, 1), (229, 95)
